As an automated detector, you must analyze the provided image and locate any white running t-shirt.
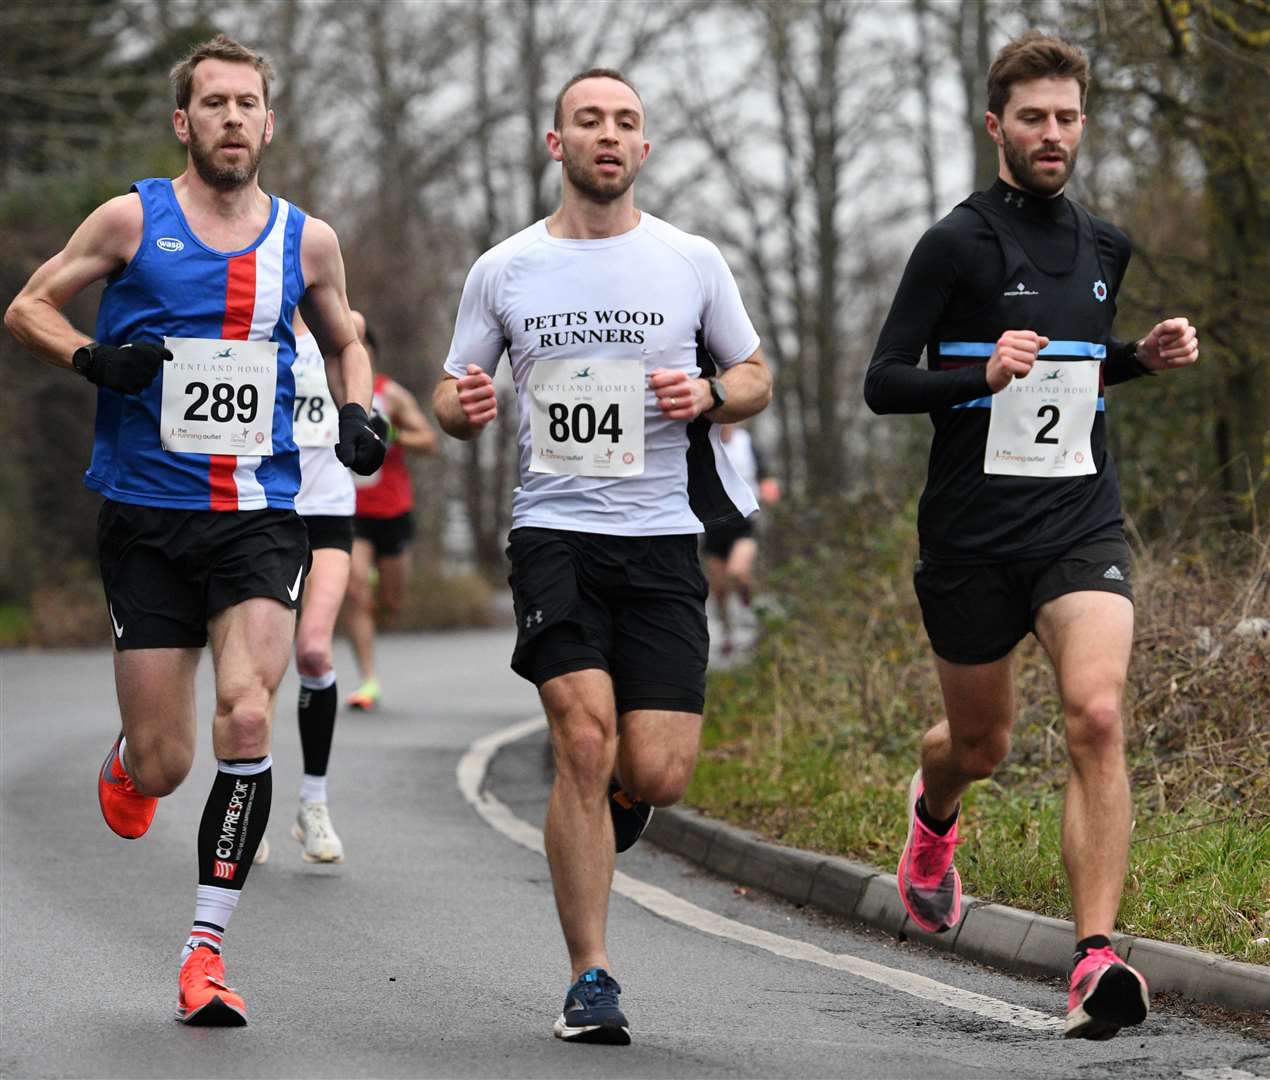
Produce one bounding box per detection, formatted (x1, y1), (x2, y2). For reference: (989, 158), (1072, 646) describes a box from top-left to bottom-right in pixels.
(443, 214), (760, 536)
(292, 333), (355, 517)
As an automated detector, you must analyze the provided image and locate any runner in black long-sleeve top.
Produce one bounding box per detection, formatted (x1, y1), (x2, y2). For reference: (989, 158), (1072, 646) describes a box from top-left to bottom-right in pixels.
(864, 31), (1199, 1041)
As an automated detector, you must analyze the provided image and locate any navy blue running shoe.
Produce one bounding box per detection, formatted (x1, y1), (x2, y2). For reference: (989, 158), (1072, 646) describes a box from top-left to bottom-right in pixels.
(609, 778), (652, 853)
(553, 967), (631, 1045)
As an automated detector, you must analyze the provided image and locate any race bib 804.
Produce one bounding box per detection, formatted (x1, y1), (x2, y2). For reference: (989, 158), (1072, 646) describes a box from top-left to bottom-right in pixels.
(527, 357), (645, 477)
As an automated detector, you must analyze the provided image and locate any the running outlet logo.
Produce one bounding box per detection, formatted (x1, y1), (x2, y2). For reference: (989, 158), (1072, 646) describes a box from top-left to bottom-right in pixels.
(1092, 280), (1108, 302)
(215, 779), (252, 864)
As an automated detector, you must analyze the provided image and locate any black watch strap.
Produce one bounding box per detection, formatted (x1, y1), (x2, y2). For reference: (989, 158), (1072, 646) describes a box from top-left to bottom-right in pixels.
(707, 376), (726, 411)
(72, 342), (97, 377)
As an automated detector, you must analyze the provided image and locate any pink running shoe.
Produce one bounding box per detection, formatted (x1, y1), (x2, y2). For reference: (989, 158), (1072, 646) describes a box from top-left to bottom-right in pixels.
(896, 769), (962, 933)
(1065, 946), (1149, 1040)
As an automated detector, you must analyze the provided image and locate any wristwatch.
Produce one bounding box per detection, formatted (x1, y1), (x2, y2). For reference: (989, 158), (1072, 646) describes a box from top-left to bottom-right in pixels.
(705, 376), (727, 414)
(72, 342), (99, 377)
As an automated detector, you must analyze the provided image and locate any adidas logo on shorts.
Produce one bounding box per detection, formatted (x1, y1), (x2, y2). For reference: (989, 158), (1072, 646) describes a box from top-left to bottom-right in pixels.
(1103, 565), (1125, 581)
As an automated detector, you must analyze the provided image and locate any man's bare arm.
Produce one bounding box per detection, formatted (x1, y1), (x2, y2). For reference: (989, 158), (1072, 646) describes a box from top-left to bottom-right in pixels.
(433, 367), (497, 441)
(298, 217), (372, 411)
(649, 346), (773, 423)
(384, 380), (438, 454)
(4, 195), (143, 368)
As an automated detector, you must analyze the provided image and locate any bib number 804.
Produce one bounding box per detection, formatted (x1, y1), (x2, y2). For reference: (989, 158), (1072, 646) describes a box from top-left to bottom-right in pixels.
(548, 402), (623, 443)
(184, 381), (259, 424)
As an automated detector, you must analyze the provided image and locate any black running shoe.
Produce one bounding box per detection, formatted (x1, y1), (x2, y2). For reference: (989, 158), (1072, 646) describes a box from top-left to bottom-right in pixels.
(609, 778), (652, 853)
(553, 967), (631, 1045)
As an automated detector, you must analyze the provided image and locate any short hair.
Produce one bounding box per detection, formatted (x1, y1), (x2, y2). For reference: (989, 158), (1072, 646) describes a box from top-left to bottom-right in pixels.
(169, 34), (275, 111)
(553, 68), (644, 131)
(986, 32), (1089, 117)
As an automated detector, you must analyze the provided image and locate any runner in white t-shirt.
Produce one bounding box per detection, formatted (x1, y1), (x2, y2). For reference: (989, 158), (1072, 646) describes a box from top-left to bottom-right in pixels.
(435, 68), (772, 1047)
(270, 312), (355, 864)
(702, 424), (780, 656)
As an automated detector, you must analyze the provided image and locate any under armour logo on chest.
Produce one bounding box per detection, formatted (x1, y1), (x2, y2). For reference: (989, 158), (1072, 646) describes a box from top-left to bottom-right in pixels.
(1004, 192), (1024, 208)
(525, 609), (544, 628)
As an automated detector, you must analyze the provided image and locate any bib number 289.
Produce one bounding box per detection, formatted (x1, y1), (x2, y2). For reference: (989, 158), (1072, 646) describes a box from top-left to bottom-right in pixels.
(183, 381), (258, 423)
(547, 402), (622, 444)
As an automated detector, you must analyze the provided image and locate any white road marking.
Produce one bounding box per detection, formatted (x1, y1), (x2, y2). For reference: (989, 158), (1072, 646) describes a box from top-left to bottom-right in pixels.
(1182, 1070), (1266, 1080)
(457, 717), (1063, 1034)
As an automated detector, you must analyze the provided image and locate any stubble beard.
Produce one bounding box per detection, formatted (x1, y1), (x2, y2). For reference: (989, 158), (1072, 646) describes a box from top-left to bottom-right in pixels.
(188, 125), (264, 191)
(561, 144), (638, 204)
(1001, 128), (1077, 197)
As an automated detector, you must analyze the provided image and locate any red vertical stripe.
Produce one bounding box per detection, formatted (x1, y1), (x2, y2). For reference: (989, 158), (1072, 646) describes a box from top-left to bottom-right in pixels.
(209, 252), (258, 510)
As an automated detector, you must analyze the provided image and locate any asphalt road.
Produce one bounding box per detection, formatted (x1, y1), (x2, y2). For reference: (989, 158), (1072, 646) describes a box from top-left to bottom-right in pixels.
(2, 628), (1267, 1079)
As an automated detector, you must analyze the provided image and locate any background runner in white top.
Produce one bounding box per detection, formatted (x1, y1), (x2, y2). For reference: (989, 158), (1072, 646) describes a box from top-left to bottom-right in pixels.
(293, 332), (355, 517)
(443, 213), (760, 536)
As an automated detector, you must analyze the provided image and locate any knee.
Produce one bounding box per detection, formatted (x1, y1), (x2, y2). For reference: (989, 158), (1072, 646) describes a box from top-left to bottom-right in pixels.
(624, 759), (695, 808)
(552, 715), (616, 789)
(125, 737), (192, 797)
(217, 689), (272, 756)
(295, 637), (332, 679)
(1066, 698), (1124, 762)
(949, 730), (1011, 782)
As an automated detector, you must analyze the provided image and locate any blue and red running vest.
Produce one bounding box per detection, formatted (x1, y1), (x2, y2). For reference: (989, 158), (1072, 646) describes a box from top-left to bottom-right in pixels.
(86, 177), (305, 511)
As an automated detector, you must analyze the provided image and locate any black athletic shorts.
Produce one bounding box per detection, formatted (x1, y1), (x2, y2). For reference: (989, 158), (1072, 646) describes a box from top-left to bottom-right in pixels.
(702, 515), (754, 559)
(506, 526), (710, 715)
(302, 514), (354, 554)
(353, 512), (414, 558)
(97, 500), (311, 651)
(913, 530), (1134, 665)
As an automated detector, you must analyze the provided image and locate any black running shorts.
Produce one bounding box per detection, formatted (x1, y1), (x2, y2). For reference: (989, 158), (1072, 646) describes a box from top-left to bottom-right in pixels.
(913, 531), (1134, 665)
(97, 500), (311, 651)
(702, 515), (754, 560)
(353, 512), (414, 558)
(507, 527), (710, 715)
(302, 514), (354, 554)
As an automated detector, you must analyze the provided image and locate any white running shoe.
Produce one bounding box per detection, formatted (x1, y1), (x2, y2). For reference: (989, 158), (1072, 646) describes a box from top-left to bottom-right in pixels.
(252, 837), (270, 865)
(291, 801), (345, 863)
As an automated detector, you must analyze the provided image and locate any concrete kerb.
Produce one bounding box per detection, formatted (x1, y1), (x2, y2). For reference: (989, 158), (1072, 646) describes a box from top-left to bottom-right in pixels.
(646, 805), (1270, 1014)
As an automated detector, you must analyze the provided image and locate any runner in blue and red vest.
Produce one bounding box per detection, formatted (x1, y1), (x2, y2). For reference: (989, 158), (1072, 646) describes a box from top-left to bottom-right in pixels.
(4, 34), (384, 1027)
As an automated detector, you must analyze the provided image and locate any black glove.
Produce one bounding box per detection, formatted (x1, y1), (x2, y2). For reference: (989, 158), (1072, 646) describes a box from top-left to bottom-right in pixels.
(334, 402), (386, 475)
(368, 411), (395, 445)
(73, 341), (172, 395)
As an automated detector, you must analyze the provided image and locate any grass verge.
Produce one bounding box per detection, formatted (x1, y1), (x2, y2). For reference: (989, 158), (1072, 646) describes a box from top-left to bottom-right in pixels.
(690, 495), (1270, 963)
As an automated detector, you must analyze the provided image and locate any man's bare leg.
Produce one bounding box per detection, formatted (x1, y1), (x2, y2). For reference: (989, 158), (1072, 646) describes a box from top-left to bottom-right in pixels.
(616, 709), (703, 808)
(113, 648), (201, 795)
(539, 668), (619, 979)
(1034, 590), (1134, 939)
(344, 538), (377, 685)
(921, 653), (1016, 820)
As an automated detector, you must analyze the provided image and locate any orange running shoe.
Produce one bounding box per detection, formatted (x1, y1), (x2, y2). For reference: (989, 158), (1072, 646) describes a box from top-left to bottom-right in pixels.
(177, 946), (247, 1026)
(97, 735), (157, 839)
(346, 677), (380, 712)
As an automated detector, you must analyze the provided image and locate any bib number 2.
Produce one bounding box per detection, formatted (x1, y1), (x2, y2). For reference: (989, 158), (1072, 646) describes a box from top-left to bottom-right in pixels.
(983, 359), (1100, 477)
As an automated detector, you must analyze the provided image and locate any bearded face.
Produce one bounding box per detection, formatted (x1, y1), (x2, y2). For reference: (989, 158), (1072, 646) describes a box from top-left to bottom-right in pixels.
(559, 139), (641, 203)
(187, 122), (266, 191)
(1001, 125), (1078, 197)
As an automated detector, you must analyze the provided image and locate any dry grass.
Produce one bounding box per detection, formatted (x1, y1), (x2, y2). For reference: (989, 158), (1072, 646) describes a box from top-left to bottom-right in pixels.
(690, 495), (1270, 960)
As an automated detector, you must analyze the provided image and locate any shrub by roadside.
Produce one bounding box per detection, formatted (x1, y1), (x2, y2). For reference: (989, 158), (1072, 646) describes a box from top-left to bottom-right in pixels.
(691, 495), (1270, 962)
